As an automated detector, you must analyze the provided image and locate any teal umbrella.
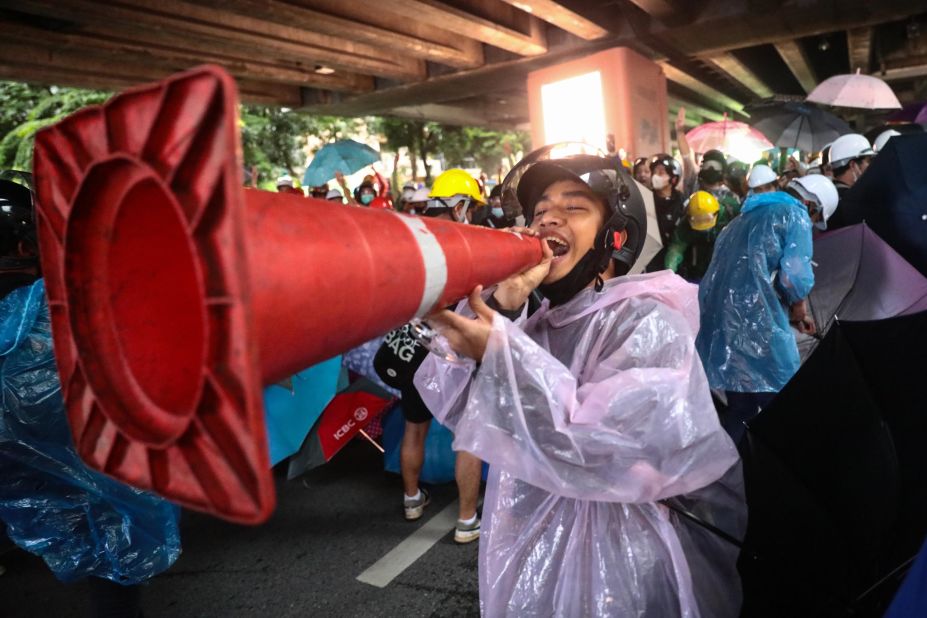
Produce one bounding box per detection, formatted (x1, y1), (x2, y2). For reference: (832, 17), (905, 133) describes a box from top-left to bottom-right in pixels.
(302, 140), (380, 186)
(263, 356), (342, 465)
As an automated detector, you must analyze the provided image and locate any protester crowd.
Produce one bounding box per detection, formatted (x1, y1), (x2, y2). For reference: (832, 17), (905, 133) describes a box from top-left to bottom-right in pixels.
(0, 94), (923, 617)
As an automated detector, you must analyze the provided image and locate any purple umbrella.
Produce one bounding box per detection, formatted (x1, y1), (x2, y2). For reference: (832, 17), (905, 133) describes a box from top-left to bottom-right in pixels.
(797, 223), (927, 361)
(888, 102), (927, 124)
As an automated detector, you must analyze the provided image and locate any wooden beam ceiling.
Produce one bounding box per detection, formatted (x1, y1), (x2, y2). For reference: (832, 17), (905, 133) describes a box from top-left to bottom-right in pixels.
(879, 62), (927, 82)
(847, 26), (874, 73)
(301, 34), (625, 116)
(383, 0), (548, 56)
(3, 0), (925, 125)
(310, 1), (923, 119)
(655, 0), (924, 57)
(773, 41), (818, 94)
(0, 17), (374, 94)
(496, 0), (608, 40)
(297, 0), (484, 70)
(200, 0), (483, 70)
(17, 0), (427, 81)
(705, 53), (774, 99)
(0, 46), (301, 106)
(658, 62), (746, 114)
(624, 0), (679, 23)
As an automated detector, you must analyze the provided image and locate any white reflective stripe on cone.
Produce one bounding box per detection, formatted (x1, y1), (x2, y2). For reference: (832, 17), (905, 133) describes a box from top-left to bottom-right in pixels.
(394, 214), (448, 317)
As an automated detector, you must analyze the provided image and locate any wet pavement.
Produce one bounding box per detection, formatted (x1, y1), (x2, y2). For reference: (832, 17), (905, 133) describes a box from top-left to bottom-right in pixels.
(1, 440), (480, 617)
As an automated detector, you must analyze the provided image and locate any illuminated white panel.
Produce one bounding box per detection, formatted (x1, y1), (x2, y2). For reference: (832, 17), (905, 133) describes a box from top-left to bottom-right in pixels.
(540, 71), (607, 152)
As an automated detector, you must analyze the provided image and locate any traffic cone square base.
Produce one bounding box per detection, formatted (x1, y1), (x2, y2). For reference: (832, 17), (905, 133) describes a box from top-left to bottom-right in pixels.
(33, 67), (274, 524)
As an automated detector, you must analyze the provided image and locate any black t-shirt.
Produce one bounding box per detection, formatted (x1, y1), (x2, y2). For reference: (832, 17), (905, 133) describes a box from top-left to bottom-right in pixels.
(374, 323), (429, 391)
(828, 182), (852, 230)
(653, 190), (685, 246)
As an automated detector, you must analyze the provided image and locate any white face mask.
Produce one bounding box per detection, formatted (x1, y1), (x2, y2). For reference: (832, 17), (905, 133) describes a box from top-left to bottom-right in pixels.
(491, 207), (504, 218)
(651, 174), (669, 190)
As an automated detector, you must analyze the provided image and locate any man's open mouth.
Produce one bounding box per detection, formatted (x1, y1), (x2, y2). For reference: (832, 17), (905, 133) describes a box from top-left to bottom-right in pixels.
(544, 235), (570, 257)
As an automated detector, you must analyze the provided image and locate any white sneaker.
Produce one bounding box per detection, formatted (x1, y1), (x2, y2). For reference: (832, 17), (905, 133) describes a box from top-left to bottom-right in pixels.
(404, 488), (431, 521)
(454, 517), (480, 544)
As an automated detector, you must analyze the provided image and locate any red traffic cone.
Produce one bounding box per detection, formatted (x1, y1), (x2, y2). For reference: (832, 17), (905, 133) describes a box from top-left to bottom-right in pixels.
(31, 66), (541, 524)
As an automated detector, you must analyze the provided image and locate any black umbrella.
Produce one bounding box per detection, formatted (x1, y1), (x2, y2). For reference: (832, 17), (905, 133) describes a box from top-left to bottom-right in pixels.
(749, 101), (851, 152)
(839, 133), (927, 277)
(738, 310), (927, 616)
(796, 224), (927, 362)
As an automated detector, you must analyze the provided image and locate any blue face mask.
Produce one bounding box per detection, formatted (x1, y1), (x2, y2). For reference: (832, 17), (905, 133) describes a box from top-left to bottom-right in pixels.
(491, 207), (504, 218)
(360, 193), (374, 205)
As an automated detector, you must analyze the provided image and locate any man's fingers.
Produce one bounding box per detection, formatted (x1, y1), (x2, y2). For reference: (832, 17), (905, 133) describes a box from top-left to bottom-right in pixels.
(539, 235), (554, 262)
(426, 308), (469, 333)
(469, 286), (495, 322)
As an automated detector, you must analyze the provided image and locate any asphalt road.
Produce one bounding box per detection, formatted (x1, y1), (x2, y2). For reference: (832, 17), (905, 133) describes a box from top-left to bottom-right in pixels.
(1, 440), (480, 617)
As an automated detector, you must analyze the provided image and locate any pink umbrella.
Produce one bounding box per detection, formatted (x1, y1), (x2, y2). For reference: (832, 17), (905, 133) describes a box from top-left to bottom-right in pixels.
(806, 69), (902, 110)
(685, 115), (773, 155)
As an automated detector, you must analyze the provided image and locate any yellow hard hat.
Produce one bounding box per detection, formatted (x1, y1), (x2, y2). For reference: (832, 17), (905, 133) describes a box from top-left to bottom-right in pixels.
(687, 190), (720, 231)
(429, 169), (485, 204)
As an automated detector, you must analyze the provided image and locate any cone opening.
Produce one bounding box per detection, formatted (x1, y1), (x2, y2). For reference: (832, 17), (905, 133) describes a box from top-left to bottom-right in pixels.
(65, 158), (207, 445)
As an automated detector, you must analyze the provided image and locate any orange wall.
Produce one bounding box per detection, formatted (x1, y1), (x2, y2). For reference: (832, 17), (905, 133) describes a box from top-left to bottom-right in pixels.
(527, 47), (668, 157)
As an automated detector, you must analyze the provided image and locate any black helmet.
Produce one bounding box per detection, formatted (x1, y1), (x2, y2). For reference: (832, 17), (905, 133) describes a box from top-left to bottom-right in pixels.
(0, 171), (40, 279)
(699, 149), (726, 184)
(502, 147), (648, 276)
(648, 153), (682, 179)
(724, 160), (748, 184)
(0, 172), (37, 253)
(632, 157), (648, 172)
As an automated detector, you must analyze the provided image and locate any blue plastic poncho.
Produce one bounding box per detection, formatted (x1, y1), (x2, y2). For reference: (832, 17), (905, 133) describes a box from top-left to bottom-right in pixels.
(696, 191), (814, 393)
(0, 280), (181, 584)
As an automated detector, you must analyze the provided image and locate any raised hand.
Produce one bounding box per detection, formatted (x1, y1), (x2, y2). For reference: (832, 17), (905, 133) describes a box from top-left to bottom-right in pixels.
(426, 286), (496, 361)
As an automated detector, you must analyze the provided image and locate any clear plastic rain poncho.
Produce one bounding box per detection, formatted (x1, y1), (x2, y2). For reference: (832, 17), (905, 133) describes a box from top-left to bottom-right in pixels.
(0, 280), (181, 584)
(415, 271), (745, 617)
(696, 191), (815, 393)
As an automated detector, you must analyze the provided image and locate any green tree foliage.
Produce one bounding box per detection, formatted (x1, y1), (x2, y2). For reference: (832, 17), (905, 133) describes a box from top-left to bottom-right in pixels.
(0, 80), (528, 191)
(371, 117), (528, 185)
(239, 105), (362, 186)
(439, 126), (530, 177)
(0, 82), (111, 170)
(371, 117), (443, 184)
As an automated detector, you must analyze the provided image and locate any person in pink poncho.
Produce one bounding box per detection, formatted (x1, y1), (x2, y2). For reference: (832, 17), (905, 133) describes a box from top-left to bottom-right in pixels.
(414, 152), (746, 617)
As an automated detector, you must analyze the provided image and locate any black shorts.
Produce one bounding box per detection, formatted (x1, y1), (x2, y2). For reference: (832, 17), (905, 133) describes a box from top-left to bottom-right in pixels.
(401, 385), (433, 424)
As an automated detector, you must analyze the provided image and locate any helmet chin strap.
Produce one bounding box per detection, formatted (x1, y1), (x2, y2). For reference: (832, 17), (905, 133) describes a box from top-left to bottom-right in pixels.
(538, 214), (628, 306)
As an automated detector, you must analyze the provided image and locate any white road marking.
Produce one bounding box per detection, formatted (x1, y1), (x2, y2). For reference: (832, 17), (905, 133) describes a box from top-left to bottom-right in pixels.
(356, 500), (459, 588)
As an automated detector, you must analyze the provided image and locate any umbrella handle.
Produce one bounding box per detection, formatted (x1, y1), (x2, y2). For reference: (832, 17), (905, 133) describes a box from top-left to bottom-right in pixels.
(660, 499), (743, 549)
(853, 554), (917, 604)
(358, 429), (385, 453)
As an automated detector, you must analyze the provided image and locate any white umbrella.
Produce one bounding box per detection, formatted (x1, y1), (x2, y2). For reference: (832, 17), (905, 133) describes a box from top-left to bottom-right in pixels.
(629, 179), (662, 275)
(806, 69), (902, 110)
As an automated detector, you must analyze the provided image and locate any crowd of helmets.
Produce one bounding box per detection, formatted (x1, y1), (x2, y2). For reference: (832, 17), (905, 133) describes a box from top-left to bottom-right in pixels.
(273, 166), (518, 230)
(267, 126), (896, 284)
(627, 129), (897, 281)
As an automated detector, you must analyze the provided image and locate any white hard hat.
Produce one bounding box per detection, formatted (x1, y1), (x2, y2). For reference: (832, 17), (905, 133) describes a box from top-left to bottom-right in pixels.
(829, 133), (875, 167)
(873, 129), (901, 153)
(410, 187), (431, 202)
(747, 164), (778, 189)
(789, 174), (839, 228)
(325, 188), (343, 200)
(276, 174), (294, 188)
